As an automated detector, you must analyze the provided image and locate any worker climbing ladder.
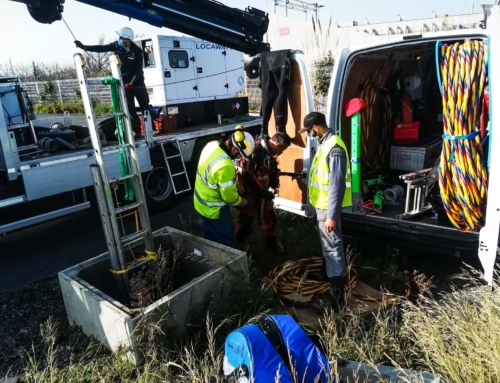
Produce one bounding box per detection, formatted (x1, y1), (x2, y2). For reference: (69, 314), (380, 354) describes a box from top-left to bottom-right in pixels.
(74, 53), (156, 300)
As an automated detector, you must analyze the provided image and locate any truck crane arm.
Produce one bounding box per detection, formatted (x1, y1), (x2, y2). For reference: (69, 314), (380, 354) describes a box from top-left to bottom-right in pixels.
(10, 0), (270, 56)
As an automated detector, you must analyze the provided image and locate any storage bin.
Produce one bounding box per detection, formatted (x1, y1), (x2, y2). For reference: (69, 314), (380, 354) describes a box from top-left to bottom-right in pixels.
(390, 138), (442, 172)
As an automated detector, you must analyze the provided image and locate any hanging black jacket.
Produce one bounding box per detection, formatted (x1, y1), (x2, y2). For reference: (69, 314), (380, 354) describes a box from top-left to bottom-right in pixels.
(84, 41), (145, 86)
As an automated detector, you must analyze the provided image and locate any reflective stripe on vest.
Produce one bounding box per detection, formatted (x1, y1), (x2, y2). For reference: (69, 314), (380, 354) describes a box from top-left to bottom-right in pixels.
(308, 134), (353, 209)
(194, 189), (226, 207)
(194, 141), (240, 219)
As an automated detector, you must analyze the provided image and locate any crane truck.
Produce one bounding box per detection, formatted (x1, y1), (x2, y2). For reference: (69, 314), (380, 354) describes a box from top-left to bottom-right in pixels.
(2, 0), (500, 285)
(1, 0), (272, 234)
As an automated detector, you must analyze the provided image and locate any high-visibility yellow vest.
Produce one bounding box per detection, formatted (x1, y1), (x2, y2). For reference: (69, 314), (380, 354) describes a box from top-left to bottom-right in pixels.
(308, 134), (352, 209)
(194, 141), (242, 219)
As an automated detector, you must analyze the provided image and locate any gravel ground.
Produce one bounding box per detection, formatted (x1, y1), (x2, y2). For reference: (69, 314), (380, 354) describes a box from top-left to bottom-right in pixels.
(0, 276), (99, 377)
(0, 207), (483, 378)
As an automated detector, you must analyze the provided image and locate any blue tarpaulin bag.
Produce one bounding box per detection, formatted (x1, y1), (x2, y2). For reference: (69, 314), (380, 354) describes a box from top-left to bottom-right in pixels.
(223, 314), (331, 382)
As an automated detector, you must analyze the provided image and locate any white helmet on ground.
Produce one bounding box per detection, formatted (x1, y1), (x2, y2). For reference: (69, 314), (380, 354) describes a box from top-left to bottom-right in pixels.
(231, 128), (255, 159)
(116, 27), (134, 40)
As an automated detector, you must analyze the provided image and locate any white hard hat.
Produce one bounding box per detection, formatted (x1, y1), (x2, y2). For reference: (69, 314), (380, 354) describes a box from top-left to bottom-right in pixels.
(116, 27), (134, 40)
(231, 130), (255, 159)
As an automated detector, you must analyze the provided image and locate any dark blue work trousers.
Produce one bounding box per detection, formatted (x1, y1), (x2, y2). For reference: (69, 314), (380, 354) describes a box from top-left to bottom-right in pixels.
(200, 206), (240, 250)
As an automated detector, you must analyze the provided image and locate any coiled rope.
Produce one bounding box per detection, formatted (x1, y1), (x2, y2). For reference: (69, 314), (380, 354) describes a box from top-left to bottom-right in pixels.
(267, 257), (410, 305)
(436, 40), (489, 231)
(359, 61), (393, 171)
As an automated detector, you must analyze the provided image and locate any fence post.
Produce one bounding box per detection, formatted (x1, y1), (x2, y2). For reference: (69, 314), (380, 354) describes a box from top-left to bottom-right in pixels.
(35, 82), (40, 101)
(57, 80), (63, 102)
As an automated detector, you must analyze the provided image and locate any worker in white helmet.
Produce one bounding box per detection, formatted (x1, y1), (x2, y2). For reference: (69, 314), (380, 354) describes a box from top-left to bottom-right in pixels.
(74, 27), (150, 138)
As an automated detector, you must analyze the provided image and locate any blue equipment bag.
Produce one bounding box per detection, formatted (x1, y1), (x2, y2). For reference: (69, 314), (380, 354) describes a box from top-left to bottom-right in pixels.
(223, 314), (331, 382)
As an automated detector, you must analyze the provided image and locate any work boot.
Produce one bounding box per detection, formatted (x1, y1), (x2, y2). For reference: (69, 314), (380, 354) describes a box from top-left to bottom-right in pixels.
(328, 276), (347, 312)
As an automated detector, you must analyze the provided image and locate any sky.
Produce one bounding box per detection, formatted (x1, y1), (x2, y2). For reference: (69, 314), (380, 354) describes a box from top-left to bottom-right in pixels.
(0, 0), (487, 67)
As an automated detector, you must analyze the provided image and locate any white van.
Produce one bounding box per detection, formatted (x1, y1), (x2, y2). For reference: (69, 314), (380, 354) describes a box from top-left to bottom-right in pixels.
(270, 6), (500, 285)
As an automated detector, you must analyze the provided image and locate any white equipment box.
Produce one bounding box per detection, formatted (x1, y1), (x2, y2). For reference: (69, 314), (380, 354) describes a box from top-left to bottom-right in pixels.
(134, 36), (246, 107)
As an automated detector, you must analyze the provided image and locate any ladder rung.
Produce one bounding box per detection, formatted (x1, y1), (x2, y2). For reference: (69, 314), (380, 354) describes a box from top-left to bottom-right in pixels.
(96, 113), (124, 118)
(121, 230), (147, 245)
(175, 188), (191, 194)
(86, 79), (104, 85)
(115, 201), (143, 215)
(172, 172), (187, 177)
(109, 173), (137, 183)
(166, 154), (181, 159)
(116, 144), (132, 149)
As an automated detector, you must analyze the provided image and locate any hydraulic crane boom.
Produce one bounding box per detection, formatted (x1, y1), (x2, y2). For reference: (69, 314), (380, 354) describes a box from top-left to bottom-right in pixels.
(10, 0), (271, 56)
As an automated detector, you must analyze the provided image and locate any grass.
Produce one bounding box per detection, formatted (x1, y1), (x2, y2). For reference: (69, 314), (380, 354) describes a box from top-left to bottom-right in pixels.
(6, 210), (499, 383)
(34, 101), (113, 115)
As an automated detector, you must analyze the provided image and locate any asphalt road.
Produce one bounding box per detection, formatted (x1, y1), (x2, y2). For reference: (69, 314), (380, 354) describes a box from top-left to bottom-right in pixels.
(0, 194), (197, 293)
(0, 113), (197, 291)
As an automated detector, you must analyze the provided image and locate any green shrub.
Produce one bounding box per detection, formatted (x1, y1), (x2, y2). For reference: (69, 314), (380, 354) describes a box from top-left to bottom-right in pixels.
(34, 101), (112, 115)
(313, 52), (335, 97)
(38, 81), (56, 103)
(94, 103), (114, 115)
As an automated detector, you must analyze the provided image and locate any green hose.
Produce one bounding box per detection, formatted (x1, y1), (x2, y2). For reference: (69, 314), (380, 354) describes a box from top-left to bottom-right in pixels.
(373, 190), (383, 210)
(101, 77), (135, 202)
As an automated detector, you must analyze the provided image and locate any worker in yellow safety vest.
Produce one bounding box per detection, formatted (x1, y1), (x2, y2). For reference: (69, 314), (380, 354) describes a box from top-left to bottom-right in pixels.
(194, 127), (256, 249)
(299, 112), (352, 311)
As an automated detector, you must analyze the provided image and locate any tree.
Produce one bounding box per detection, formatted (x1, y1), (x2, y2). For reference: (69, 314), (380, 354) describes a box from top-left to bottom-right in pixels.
(0, 61), (76, 81)
(313, 51), (335, 97)
(84, 35), (112, 77)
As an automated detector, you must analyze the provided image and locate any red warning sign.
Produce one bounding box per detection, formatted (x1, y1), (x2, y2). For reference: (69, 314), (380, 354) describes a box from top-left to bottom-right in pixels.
(279, 27), (290, 36)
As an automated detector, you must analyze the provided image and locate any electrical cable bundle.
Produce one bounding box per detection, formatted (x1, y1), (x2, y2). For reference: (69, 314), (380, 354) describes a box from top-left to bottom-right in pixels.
(267, 257), (409, 306)
(436, 40), (489, 231)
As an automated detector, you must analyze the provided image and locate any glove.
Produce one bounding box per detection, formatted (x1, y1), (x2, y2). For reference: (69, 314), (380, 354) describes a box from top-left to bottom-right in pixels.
(74, 40), (85, 50)
(124, 83), (133, 90)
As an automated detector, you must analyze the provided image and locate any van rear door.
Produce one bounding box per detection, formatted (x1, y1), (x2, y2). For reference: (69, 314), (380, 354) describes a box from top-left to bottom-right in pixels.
(479, 6), (500, 285)
(270, 52), (315, 218)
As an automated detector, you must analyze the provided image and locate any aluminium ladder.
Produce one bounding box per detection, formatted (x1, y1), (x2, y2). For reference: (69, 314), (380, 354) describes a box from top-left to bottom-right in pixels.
(160, 140), (192, 195)
(142, 111), (191, 196)
(74, 53), (156, 300)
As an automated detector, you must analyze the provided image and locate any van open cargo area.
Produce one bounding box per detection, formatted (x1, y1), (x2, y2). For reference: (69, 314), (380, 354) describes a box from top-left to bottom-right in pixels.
(335, 36), (490, 256)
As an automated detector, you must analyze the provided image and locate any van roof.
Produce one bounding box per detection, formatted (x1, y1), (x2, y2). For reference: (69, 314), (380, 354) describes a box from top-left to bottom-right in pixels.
(338, 28), (488, 53)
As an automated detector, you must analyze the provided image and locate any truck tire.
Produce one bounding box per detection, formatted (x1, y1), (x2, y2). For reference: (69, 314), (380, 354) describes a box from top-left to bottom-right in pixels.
(142, 151), (175, 213)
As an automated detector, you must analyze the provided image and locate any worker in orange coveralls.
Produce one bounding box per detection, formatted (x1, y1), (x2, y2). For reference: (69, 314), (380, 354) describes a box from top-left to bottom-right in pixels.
(235, 131), (291, 252)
